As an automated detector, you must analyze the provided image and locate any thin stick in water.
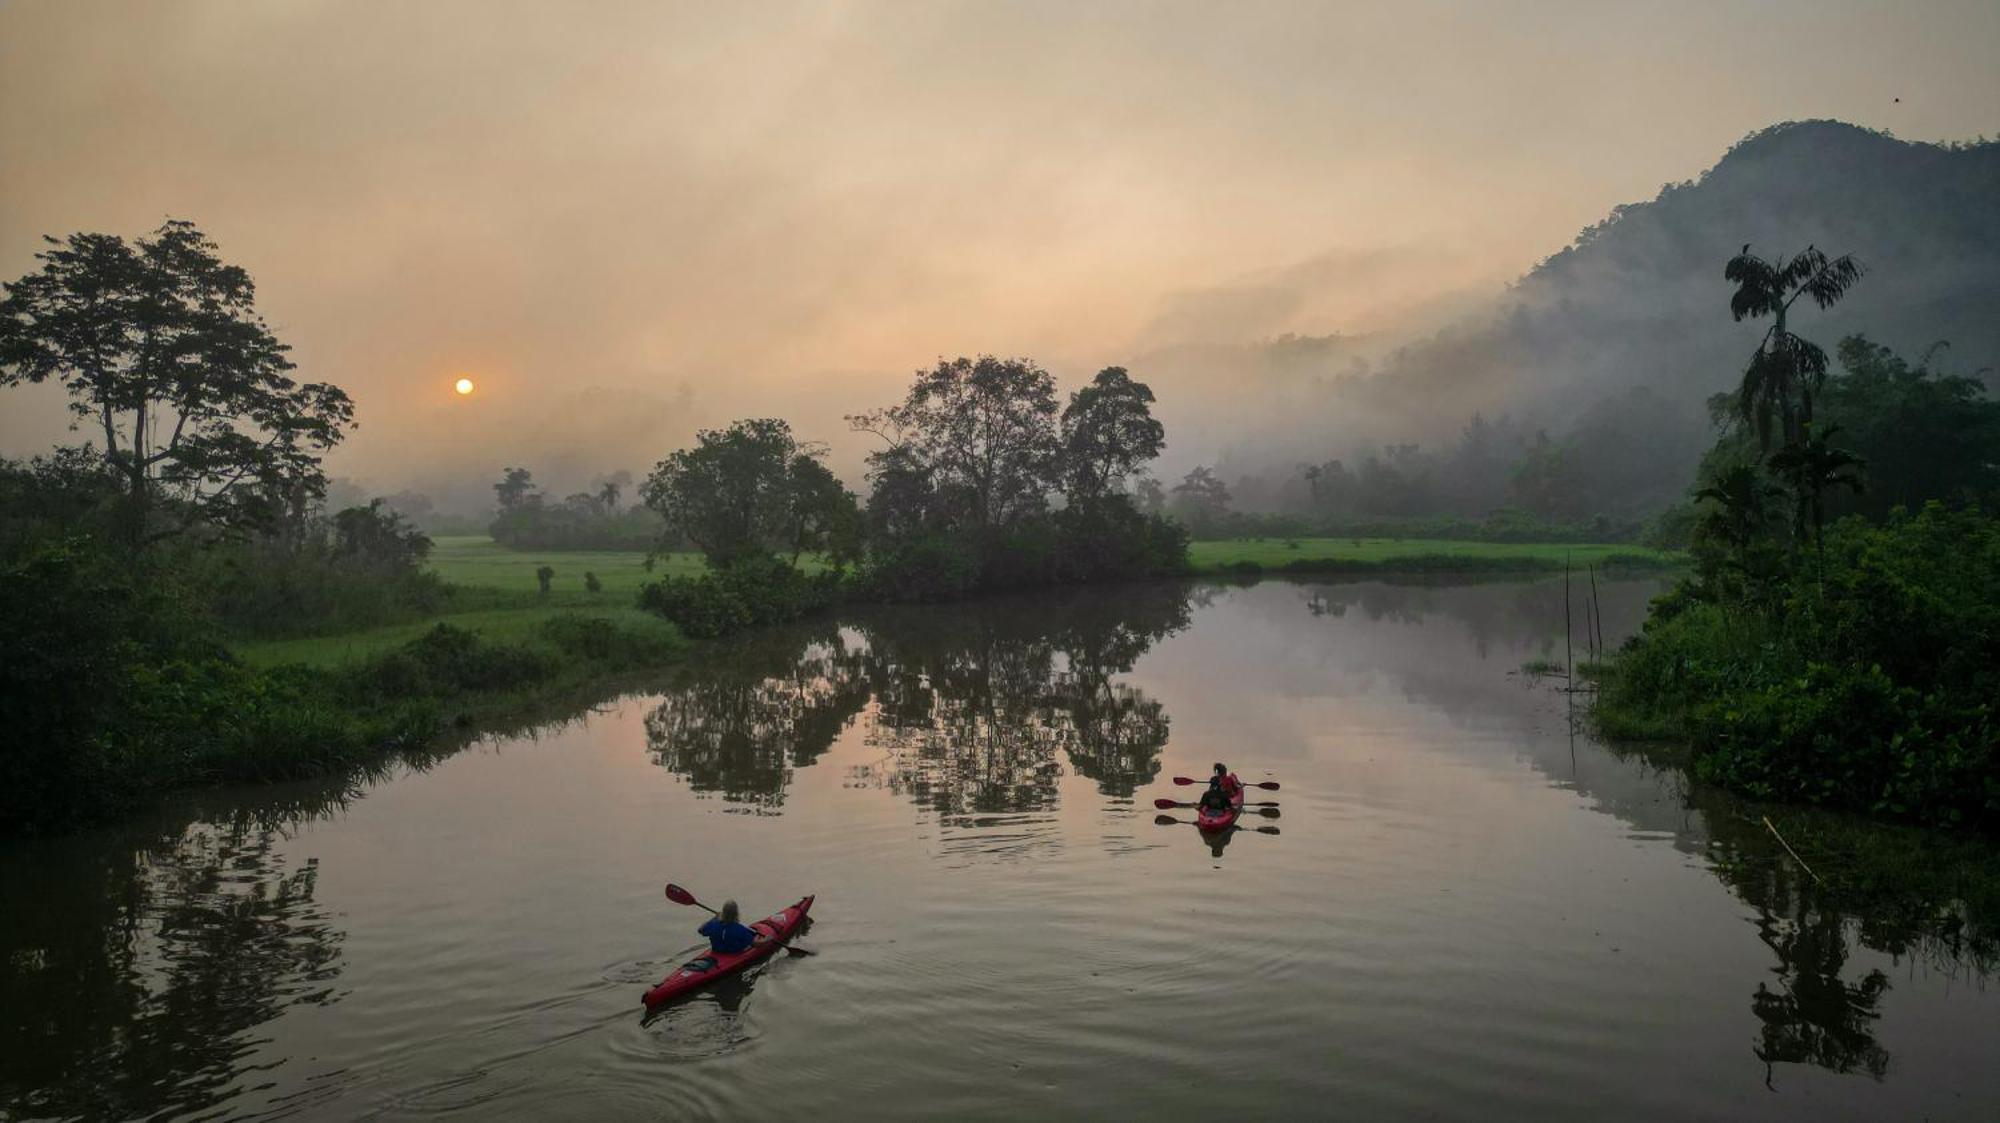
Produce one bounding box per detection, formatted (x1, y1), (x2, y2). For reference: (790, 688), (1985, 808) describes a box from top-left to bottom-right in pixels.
(1589, 562), (1605, 657)
(1762, 815), (1822, 885)
(1563, 554), (1574, 681)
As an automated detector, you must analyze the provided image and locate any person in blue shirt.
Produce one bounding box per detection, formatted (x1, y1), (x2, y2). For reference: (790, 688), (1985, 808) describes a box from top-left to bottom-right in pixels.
(699, 900), (762, 955)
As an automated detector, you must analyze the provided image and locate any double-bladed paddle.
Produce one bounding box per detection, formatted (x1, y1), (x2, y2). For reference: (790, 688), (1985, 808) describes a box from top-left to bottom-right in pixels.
(1153, 797), (1278, 812)
(665, 882), (817, 955)
(1173, 776), (1280, 790)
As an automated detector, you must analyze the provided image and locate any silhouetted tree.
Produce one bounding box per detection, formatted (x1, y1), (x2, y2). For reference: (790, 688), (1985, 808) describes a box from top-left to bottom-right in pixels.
(1059, 366), (1165, 501)
(643, 417), (853, 568)
(330, 500), (432, 570)
(0, 221), (355, 548)
(849, 355), (1062, 542)
(493, 466), (538, 512)
(1725, 244), (1864, 450)
(1766, 422), (1865, 565)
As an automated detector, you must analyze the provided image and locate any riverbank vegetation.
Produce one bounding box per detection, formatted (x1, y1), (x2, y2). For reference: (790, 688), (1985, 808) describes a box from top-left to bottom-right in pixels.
(0, 224), (695, 835)
(1594, 248), (2000, 832)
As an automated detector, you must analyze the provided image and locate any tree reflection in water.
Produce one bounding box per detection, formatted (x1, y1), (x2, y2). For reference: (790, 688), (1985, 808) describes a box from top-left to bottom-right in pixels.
(0, 780), (356, 1121)
(1289, 577), (1996, 1088)
(643, 625), (875, 812)
(641, 584), (1192, 816)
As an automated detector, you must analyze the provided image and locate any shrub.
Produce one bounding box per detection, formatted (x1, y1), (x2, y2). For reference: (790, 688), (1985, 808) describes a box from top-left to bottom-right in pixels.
(638, 555), (840, 638)
(1596, 505), (2000, 829)
(348, 624), (555, 702)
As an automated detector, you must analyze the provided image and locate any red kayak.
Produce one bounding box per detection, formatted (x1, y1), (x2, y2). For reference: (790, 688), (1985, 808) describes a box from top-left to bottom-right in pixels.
(1196, 788), (1245, 832)
(643, 895), (815, 1007)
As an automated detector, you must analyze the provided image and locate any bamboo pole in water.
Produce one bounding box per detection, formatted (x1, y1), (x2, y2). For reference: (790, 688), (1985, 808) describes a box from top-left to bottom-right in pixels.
(1581, 569), (1598, 662)
(1589, 563), (1605, 658)
(1563, 554), (1574, 682)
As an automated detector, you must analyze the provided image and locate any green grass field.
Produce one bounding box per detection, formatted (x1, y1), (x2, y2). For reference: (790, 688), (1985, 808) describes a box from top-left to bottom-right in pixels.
(233, 536), (705, 667)
(1187, 537), (1678, 573)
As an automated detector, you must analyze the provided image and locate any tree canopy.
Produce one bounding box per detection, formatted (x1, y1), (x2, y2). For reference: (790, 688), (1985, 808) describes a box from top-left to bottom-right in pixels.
(1060, 366), (1165, 501)
(642, 418), (856, 567)
(849, 355), (1062, 541)
(0, 220), (354, 545)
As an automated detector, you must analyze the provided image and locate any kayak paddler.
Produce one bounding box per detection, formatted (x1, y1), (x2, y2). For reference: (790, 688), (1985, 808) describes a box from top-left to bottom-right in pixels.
(1213, 761), (1243, 799)
(699, 900), (763, 954)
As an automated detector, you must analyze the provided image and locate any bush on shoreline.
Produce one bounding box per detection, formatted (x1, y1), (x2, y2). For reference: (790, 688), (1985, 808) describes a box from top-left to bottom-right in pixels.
(1597, 505), (1999, 830)
(1, 534), (684, 837)
(637, 555), (843, 638)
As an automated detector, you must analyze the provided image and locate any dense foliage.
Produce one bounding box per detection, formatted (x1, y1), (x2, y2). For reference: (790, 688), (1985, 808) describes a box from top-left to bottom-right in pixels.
(640, 419), (860, 568)
(1600, 254), (2000, 831)
(637, 555), (843, 639)
(0, 221), (355, 548)
(846, 357), (1188, 598)
(1603, 506), (1998, 829)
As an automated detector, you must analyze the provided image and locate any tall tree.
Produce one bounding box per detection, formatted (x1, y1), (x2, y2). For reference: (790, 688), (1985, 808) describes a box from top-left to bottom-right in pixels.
(784, 453), (863, 567)
(1059, 366), (1165, 501)
(1724, 244), (1864, 450)
(849, 355), (1061, 540)
(644, 417), (850, 567)
(0, 221), (354, 546)
(1766, 422), (1866, 564)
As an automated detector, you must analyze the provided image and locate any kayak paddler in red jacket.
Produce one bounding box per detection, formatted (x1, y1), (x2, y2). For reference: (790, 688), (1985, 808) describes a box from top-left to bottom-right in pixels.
(1199, 762), (1242, 813)
(1213, 761), (1242, 798)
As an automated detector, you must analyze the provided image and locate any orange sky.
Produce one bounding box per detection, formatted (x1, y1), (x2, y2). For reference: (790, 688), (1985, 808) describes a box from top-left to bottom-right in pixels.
(4, 1), (1996, 503)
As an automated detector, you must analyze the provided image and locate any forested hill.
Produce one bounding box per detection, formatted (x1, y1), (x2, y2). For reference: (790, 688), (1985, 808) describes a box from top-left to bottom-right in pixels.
(1528, 120), (1999, 355)
(1218, 121), (2000, 520)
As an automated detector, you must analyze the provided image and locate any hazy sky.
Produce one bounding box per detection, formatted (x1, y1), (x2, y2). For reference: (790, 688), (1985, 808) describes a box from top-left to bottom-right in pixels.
(3, 0), (1996, 501)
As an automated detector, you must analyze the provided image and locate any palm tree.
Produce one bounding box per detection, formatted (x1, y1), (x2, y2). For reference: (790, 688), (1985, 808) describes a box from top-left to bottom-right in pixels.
(1724, 245), (1864, 450)
(1765, 423), (1865, 568)
(596, 479), (621, 512)
(1692, 464), (1783, 556)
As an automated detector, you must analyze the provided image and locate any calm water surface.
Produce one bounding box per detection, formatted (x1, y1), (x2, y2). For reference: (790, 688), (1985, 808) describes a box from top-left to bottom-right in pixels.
(4, 578), (1997, 1121)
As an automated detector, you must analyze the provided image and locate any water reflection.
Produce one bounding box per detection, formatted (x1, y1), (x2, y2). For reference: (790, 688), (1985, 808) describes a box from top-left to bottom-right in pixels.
(1289, 576), (1992, 1086)
(644, 627), (874, 811)
(1686, 790), (1999, 1087)
(0, 780), (354, 1121)
(643, 584), (1193, 814)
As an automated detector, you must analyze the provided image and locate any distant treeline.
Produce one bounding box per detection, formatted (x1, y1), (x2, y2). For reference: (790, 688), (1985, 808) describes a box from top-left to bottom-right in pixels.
(486, 468), (673, 550)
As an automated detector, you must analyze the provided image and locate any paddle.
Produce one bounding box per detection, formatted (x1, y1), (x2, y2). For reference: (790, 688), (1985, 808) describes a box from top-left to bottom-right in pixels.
(1153, 797), (1279, 811)
(665, 882), (718, 916)
(1152, 813), (1281, 835)
(1173, 776), (1281, 791)
(665, 883), (818, 955)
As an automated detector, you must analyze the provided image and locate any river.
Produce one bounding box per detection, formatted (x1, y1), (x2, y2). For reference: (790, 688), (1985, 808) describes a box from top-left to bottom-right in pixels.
(4, 578), (1996, 1121)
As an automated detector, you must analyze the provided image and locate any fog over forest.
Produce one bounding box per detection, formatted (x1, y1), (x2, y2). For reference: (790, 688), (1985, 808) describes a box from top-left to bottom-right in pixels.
(2, 4), (1996, 522)
(1185, 122), (2000, 520)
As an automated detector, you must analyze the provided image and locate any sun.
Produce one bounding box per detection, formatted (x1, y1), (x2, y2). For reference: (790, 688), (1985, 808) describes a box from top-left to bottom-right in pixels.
(454, 377), (475, 396)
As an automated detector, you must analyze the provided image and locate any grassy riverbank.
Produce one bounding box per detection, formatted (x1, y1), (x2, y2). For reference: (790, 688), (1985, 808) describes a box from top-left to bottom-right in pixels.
(240, 534), (1680, 667)
(235, 536), (702, 666)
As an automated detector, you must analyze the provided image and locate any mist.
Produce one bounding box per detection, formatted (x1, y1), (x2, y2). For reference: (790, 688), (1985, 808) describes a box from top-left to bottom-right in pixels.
(4, 1), (1999, 516)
